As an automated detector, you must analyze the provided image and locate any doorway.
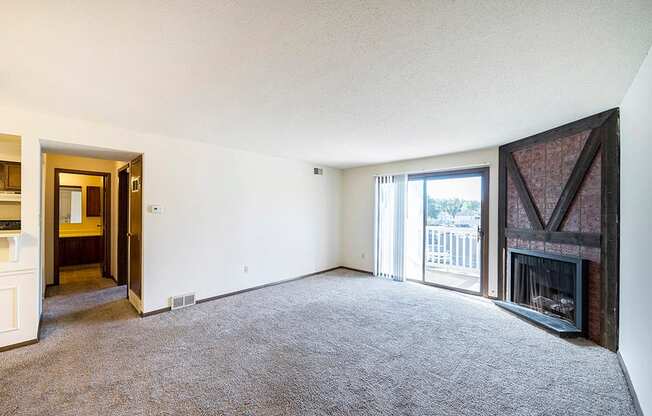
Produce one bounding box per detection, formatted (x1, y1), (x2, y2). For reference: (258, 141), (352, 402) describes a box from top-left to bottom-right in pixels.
(406, 168), (489, 296)
(117, 156), (142, 307)
(117, 164), (129, 286)
(127, 156), (143, 302)
(42, 146), (143, 315)
(53, 169), (111, 286)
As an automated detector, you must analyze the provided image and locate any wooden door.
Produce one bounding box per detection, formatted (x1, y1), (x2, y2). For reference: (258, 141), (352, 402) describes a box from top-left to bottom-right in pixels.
(128, 156), (143, 299)
(117, 167), (129, 286)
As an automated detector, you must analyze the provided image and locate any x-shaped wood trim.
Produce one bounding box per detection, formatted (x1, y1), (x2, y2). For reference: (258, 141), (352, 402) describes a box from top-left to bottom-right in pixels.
(506, 127), (603, 233)
(546, 127), (603, 231)
(505, 152), (544, 230)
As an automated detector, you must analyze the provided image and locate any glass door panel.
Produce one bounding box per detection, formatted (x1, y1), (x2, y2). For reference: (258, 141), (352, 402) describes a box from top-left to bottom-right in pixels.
(424, 175), (482, 293)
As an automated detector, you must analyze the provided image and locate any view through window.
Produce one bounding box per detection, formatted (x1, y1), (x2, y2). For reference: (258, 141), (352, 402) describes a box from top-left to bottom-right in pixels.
(406, 173), (483, 293)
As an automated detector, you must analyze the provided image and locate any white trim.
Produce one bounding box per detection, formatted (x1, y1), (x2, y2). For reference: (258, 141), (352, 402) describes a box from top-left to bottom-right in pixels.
(0, 267), (35, 278)
(0, 285), (19, 333)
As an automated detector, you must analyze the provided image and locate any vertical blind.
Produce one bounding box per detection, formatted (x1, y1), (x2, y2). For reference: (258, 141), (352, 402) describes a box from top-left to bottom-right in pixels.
(374, 174), (407, 281)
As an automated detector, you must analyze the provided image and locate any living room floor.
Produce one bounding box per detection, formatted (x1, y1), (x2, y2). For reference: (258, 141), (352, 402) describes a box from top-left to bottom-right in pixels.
(0, 269), (637, 415)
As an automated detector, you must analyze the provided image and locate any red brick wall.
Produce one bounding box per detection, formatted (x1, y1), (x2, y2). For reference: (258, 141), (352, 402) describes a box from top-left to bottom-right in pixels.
(505, 129), (603, 344)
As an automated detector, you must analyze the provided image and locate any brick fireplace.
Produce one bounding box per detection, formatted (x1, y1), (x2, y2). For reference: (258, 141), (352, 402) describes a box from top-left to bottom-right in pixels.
(497, 109), (620, 350)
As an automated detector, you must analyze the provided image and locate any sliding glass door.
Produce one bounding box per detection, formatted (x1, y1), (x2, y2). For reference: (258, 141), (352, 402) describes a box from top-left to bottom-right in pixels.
(407, 168), (488, 295)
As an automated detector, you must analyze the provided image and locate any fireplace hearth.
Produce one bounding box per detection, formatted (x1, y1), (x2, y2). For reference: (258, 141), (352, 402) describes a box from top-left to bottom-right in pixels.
(495, 249), (587, 337)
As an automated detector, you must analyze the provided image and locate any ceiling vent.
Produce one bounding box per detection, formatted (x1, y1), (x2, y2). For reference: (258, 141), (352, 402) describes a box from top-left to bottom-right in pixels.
(170, 293), (196, 310)
(313, 168), (323, 175)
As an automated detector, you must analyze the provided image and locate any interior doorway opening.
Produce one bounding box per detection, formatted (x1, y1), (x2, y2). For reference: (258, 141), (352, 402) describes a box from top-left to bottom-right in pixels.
(41, 143), (143, 314)
(53, 169), (111, 286)
(117, 164), (129, 286)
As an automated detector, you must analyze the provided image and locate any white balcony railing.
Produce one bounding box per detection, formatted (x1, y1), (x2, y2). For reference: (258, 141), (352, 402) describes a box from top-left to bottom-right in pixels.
(425, 226), (481, 277)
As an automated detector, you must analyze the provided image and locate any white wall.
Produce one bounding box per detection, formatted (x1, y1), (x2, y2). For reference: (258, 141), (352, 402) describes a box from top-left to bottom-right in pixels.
(0, 104), (341, 328)
(619, 45), (652, 416)
(340, 147), (499, 297)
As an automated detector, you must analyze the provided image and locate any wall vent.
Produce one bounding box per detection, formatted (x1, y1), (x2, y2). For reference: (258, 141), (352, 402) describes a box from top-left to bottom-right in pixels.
(313, 168), (323, 175)
(170, 293), (196, 310)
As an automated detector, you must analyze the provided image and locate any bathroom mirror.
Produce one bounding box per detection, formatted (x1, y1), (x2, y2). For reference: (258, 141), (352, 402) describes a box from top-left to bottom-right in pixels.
(59, 186), (82, 224)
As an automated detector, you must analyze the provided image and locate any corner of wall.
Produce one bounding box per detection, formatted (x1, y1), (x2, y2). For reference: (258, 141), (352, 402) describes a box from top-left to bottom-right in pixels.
(619, 42), (652, 416)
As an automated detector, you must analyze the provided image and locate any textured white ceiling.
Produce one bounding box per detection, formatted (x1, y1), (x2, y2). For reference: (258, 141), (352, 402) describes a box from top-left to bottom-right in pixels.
(1, 1), (651, 168)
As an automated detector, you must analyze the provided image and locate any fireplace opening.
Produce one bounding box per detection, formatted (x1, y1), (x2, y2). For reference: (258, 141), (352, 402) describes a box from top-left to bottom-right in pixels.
(513, 252), (577, 323)
(495, 249), (587, 337)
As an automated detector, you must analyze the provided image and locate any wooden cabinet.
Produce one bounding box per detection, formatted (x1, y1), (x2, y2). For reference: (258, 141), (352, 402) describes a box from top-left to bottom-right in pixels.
(6, 163), (20, 190)
(86, 186), (101, 217)
(0, 161), (21, 191)
(59, 236), (104, 267)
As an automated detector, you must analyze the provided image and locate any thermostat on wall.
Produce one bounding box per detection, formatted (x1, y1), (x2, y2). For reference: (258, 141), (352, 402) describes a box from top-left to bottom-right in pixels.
(148, 204), (163, 214)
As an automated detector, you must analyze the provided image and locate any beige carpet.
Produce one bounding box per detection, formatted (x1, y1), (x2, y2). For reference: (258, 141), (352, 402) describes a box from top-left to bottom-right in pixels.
(0, 269), (637, 415)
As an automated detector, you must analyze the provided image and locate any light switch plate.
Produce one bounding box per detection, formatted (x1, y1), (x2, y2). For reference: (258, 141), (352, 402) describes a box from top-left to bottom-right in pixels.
(149, 204), (163, 214)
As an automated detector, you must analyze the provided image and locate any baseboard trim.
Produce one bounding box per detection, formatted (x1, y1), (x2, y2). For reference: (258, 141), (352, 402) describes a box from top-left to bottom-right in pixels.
(141, 266), (342, 318)
(618, 352), (644, 416)
(195, 267), (341, 305)
(2, 312), (44, 353)
(339, 266), (373, 275)
(0, 338), (38, 353)
(140, 307), (170, 318)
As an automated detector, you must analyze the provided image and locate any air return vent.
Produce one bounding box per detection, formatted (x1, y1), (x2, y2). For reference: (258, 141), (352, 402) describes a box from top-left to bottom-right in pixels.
(170, 293), (196, 310)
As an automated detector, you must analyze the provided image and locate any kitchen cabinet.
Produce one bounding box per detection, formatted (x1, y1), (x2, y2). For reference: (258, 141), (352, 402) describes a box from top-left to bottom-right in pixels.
(0, 161), (21, 191)
(86, 186), (101, 217)
(58, 235), (103, 266)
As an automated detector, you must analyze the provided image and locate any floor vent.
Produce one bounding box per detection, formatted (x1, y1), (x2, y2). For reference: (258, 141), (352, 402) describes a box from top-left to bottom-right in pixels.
(170, 293), (196, 310)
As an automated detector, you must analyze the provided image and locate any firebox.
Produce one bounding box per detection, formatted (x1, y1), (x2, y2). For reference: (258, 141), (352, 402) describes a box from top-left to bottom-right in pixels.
(495, 248), (587, 337)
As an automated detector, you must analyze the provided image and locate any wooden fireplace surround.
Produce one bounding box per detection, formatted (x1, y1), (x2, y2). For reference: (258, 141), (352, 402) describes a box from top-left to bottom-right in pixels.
(497, 108), (620, 350)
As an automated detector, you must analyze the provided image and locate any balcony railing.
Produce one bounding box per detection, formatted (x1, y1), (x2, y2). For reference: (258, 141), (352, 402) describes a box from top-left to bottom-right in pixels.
(425, 226), (481, 276)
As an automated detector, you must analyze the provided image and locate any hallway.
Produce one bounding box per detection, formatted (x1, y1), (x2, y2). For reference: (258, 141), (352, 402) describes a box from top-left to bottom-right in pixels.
(41, 266), (131, 342)
(47, 264), (116, 295)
